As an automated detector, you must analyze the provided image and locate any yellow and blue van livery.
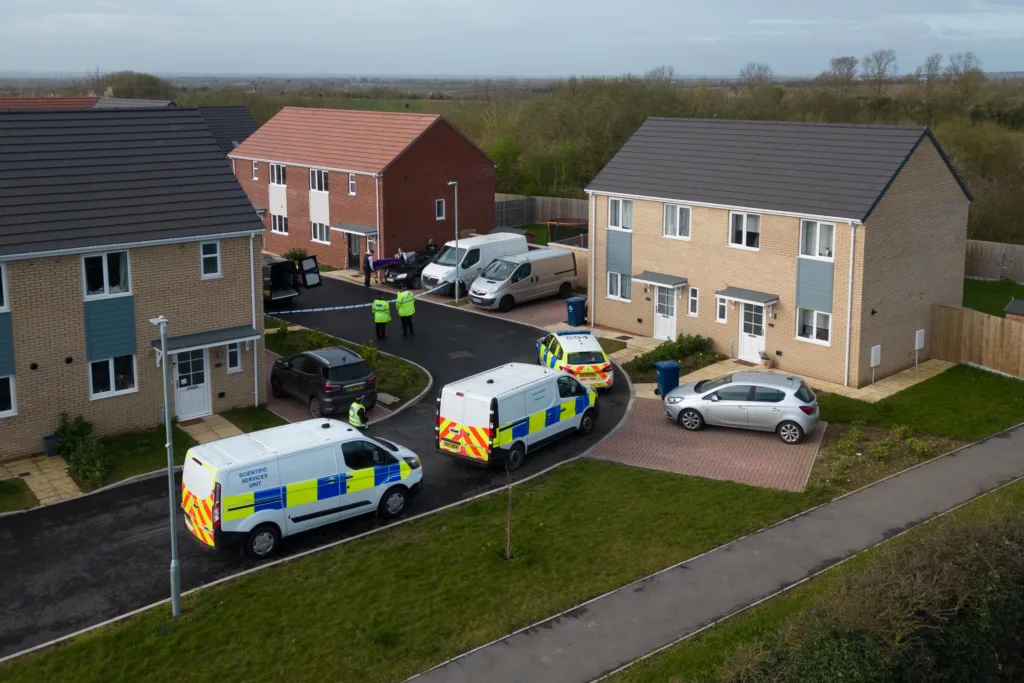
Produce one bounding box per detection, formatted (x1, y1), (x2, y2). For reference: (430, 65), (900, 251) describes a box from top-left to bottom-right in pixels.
(537, 330), (614, 389)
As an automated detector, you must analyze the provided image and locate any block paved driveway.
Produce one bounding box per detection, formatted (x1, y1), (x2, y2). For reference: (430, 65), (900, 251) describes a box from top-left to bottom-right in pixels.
(0, 278), (628, 660)
(589, 398), (826, 492)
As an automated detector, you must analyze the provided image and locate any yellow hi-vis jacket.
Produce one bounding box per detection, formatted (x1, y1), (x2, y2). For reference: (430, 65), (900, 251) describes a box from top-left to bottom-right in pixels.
(396, 290), (415, 317)
(372, 299), (392, 323)
(349, 401), (368, 428)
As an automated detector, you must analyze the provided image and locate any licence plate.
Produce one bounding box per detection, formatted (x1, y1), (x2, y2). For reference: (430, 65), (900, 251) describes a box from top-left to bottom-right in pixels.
(347, 384), (365, 392)
(440, 438), (460, 452)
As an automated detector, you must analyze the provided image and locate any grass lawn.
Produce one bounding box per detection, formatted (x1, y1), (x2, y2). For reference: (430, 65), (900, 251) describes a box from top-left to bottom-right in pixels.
(91, 426), (200, 490)
(264, 314), (282, 330)
(221, 407), (288, 433)
(264, 328), (430, 406)
(599, 337), (628, 355)
(0, 479), (39, 512)
(0, 460), (819, 683)
(963, 277), (1024, 317)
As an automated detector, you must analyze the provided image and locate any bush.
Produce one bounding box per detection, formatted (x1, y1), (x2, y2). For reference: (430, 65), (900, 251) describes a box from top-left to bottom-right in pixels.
(55, 413), (93, 458)
(282, 247), (307, 263)
(359, 341), (381, 371)
(305, 329), (332, 349)
(623, 334), (714, 372)
(56, 414), (111, 490)
(272, 318), (289, 340)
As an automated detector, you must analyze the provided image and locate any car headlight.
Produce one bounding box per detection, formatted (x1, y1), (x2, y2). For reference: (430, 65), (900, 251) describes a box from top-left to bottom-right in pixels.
(403, 455), (421, 469)
(395, 273), (407, 279)
(666, 396), (684, 405)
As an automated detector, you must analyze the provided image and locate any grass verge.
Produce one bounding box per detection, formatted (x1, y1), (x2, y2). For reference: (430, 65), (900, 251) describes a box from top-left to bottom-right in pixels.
(0, 460), (818, 683)
(0, 479), (39, 512)
(599, 337), (628, 355)
(221, 407), (288, 433)
(963, 277), (1024, 317)
(88, 426), (199, 490)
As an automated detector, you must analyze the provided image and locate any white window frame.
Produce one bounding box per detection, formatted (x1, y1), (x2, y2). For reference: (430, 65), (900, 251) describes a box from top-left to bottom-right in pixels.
(435, 199), (446, 220)
(796, 308), (832, 346)
(606, 272), (631, 302)
(663, 204), (691, 240)
(0, 375), (15, 418)
(310, 168), (328, 193)
(88, 354), (138, 400)
(688, 286), (699, 317)
(348, 173), (357, 195)
(311, 221), (331, 245)
(81, 251), (132, 301)
(799, 220), (835, 262)
(0, 262), (8, 313)
(270, 163), (286, 186)
(251, 160), (258, 180)
(728, 212), (761, 251)
(608, 197), (633, 232)
(200, 241), (221, 280)
(226, 342), (242, 373)
(271, 214), (289, 234)
(715, 295), (727, 323)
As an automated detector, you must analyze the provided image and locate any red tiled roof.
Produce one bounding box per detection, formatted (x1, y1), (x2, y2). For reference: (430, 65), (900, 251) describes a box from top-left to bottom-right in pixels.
(0, 96), (101, 110)
(228, 107), (441, 174)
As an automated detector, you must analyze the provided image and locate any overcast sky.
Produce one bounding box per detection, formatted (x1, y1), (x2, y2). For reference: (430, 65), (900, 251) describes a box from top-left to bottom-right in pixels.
(2, 0), (1022, 77)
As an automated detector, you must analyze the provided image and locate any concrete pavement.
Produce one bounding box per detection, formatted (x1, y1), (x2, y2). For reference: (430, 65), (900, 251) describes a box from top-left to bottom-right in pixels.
(412, 423), (1024, 683)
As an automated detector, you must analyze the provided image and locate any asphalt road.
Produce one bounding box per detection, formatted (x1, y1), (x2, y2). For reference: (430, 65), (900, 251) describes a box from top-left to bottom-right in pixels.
(0, 277), (629, 659)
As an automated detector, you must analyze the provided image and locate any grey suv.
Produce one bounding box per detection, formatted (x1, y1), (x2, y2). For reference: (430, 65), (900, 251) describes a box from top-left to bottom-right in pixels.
(270, 347), (377, 418)
(662, 371), (819, 444)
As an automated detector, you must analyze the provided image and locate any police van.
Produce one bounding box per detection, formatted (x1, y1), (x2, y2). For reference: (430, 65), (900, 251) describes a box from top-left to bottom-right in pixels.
(182, 419), (423, 559)
(436, 363), (598, 471)
(537, 330), (615, 389)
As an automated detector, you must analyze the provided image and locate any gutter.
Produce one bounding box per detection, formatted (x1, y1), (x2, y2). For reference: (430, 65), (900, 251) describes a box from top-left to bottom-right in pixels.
(227, 154), (376, 177)
(844, 222), (858, 388)
(0, 230), (265, 262)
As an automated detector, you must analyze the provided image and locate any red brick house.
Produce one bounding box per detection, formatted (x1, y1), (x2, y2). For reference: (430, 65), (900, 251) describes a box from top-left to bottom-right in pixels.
(228, 107), (495, 269)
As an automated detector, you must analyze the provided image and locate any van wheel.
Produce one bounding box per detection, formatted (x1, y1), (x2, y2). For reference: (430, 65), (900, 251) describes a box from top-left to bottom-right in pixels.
(777, 421), (804, 444)
(558, 282), (573, 299)
(270, 378), (284, 398)
(378, 486), (408, 519)
(498, 296), (515, 313)
(504, 442), (526, 471)
(577, 409), (596, 436)
(245, 524), (280, 559)
(411, 275), (422, 289)
(309, 397), (323, 418)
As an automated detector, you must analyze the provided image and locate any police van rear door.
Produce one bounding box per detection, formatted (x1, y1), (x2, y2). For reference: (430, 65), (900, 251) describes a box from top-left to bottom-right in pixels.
(182, 452), (218, 546)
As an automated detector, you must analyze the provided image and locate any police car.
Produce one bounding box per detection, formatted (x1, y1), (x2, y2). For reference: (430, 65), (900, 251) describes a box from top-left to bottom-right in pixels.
(536, 330), (614, 389)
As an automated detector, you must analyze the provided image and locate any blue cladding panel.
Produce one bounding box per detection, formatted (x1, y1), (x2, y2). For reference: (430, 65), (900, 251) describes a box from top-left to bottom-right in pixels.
(795, 259), (835, 313)
(0, 312), (13, 376)
(606, 229), (632, 276)
(84, 297), (137, 362)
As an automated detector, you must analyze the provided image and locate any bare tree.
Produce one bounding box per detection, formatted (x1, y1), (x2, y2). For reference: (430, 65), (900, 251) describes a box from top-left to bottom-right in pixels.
(644, 65), (676, 84)
(946, 52), (985, 103)
(922, 53), (943, 91)
(862, 49), (898, 95)
(826, 56), (859, 96)
(739, 62), (774, 86)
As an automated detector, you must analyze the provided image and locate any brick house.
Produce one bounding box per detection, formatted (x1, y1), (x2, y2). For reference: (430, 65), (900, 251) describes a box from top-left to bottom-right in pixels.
(585, 118), (971, 388)
(0, 108), (265, 461)
(227, 107), (494, 269)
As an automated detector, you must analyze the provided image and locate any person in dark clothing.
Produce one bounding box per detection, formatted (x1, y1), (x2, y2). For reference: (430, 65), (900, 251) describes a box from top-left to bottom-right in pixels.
(425, 238), (439, 256)
(363, 250), (374, 287)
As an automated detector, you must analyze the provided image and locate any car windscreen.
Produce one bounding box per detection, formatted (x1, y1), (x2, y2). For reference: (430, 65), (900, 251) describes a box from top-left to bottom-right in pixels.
(328, 362), (371, 382)
(695, 373), (733, 393)
(376, 438), (399, 452)
(794, 382), (816, 404)
(482, 259), (517, 280)
(433, 246), (466, 266)
(567, 351), (605, 365)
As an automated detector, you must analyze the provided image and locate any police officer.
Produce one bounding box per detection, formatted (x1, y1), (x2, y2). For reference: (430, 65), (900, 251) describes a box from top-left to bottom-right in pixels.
(349, 395), (368, 429)
(372, 296), (391, 339)
(396, 283), (416, 336)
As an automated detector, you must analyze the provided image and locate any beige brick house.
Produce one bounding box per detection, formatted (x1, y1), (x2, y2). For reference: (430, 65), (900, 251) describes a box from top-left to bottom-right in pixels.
(586, 118), (971, 388)
(0, 108), (266, 461)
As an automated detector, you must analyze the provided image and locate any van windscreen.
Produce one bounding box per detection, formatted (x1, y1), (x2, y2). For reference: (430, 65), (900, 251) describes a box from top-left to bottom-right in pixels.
(434, 246), (466, 267)
(482, 259), (516, 280)
(328, 362), (371, 382)
(567, 351), (604, 365)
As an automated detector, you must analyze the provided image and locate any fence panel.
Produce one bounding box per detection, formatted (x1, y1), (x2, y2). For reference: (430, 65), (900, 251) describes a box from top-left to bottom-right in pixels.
(965, 240), (1024, 282)
(932, 304), (1024, 378)
(494, 199), (532, 229)
(493, 194), (588, 228)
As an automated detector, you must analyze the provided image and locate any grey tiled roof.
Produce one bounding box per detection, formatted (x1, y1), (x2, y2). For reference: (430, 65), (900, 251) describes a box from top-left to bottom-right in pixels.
(92, 98), (175, 108)
(1004, 299), (1024, 316)
(197, 106), (259, 156)
(586, 118), (970, 222)
(0, 107), (265, 258)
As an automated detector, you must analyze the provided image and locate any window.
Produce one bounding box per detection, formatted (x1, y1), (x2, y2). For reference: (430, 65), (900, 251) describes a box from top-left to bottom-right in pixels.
(607, 272), (631, 301)
(664, 204), (691, 239)
(342, 440), (397, 470)
(435, 199), (446, 220)
(309, 169), (328, 192)
(462, 249), (480, 268)
(716, 385), (752, 402)
(513, 263), (532, 282)
(83, 251), (131, 299)
(0, 375), (15, 417)
(797, 308), (831, 344)
(311, 221), (330, 244)
(348, 173), (357, 195)
(688, 287), (699, 317)
(753, 386), (785, 403)
(557, 376), (588, 398)
(567, 351), (604, 365)
(0, 262), (7, 312)
(251, 160), (258, 180)
(270, 163), (286, 186)
(609, 198), (633, 231)
(89, 354), (136, 398)
(271, 214), (289, 234)
(794, 382), (816, 404)
(200, 241), (221, 279)
(729, 213), (761, 250)
(226, 343), (242, 373)
(715, 296), (727, 323)
(800, 220), (835, 260)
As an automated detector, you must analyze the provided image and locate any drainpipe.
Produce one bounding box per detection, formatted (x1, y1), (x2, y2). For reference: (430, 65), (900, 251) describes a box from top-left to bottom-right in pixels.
(375, 175), (382, 257)
(589, 193), (596, 328)
(250, 233), (259, 406)
(843, 222), (857, 388)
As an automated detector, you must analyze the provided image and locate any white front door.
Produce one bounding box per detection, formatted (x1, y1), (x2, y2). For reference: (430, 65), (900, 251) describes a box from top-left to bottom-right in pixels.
(738, 303), (766, 362)
(653, 286), (676, 340)
(175, 348), (211, 420)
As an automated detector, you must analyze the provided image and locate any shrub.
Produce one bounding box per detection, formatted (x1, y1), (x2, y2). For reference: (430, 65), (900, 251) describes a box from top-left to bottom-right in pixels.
(282, 247), (307, 263)
(55, 413), (93, 458)
(359, 341), (382, 371)
(305, 329), (332, 349)
(272, 318), (289, 339)
(66, 437), (111, 491)
(623, 334), (714, 372)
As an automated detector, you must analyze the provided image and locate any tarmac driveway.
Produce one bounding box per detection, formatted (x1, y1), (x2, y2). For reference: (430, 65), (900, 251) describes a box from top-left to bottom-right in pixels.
(0, 277), (629, 659)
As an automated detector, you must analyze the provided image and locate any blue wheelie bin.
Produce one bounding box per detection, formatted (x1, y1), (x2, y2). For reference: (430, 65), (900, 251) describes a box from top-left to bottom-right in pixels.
(653, 360), (681, 396)
(566, 296), (587, 326)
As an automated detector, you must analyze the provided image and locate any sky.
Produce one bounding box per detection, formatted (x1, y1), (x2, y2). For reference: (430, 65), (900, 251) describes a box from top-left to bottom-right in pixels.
(1, 0), (1022, 77)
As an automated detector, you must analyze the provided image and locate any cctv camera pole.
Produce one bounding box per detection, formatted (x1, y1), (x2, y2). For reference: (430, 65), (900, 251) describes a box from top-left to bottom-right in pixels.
(151, 315), (181, 617)
(448, 180), (460, 304)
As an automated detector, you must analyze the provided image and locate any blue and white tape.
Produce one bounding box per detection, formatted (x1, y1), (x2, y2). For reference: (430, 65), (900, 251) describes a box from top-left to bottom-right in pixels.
(269, 283), (448, 316)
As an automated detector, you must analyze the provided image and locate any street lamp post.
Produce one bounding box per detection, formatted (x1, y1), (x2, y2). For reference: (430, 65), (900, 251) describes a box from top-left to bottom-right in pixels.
(150, 315), (181, 617)
(447, 180), (460, 303)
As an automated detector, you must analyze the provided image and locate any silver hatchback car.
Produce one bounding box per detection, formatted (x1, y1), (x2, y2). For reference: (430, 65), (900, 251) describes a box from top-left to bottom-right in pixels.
(663, 371), (819, 444)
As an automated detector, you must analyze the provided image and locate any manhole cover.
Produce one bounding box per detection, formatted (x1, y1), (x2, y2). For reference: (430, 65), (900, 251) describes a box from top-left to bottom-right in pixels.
(447, 350), (473, 359)
(377, 392), (400, 406)
(616, 335), (632, 341)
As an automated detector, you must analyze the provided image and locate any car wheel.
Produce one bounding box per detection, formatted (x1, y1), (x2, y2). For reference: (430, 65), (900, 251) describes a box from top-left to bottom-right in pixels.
(270, 378), (284, 398)
(777, 421), (804, 444)
(309, 397), (323, 419)
(378, 486), (408, 519)
(504, 442), (526, 471)
(577, 409), (596, 436)
(677, 409), (704, 431)
(411, 275), (422, 289)
(558, 282), (573, 299)
(245, 524), (280, 560)
(498, 295), (515, 313)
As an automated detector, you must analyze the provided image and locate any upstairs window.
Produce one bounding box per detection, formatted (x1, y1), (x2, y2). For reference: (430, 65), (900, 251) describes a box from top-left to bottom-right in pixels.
(800, 220), (835, 260)
(271, 214), (289, 234)
(310, 169), (329, 192)
(663, 204), (691, 239)
(83, 251), (131, 299)
(0, 262), (7, 312)
(201, 241), (221, 279)
(609, 198), (633, 231)
(435, 199), (446, 220)
(251, 160), (258, 180)
(348, 173), (357, 195)
(729, 212), (760, 250)
(270, 163), (287, 186)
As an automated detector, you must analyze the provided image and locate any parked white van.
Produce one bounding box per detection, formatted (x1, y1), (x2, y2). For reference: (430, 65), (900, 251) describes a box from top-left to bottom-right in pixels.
(420, 233), (528, 296)
(468, 248), (577, 312)
(436, 362), (597, 471)
(182, 419), (423, 559)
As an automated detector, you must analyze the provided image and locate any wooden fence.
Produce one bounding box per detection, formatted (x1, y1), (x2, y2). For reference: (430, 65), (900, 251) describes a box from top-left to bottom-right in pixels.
(965, 240), (1024, 282)
(494, 193), (588, 227)
(932, 305), (1024, 379)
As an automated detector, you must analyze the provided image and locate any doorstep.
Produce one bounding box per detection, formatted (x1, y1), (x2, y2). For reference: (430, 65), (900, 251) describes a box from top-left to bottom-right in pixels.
(178, 415), (244, 444)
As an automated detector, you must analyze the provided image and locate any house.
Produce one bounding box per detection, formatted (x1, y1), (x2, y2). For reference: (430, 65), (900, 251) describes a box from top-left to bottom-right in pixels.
(0, 108), (265, 461)
(1005, 299), (1024, 323)
(0, 97), (175, 110)
(585, 118), (971, 388)
(197, 105), (259, 156)
(228, 107), (494, 268)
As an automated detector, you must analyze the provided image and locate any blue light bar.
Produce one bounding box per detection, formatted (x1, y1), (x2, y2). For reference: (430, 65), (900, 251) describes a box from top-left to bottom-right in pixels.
(556, 329), (591, 336)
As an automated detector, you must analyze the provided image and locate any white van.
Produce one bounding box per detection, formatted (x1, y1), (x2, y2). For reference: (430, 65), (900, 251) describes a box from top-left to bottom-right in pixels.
(181, 419), (423, 559)
(468, 248), (577, 312)
(420, 233), (528, 296)
(436, 362), (597, 471)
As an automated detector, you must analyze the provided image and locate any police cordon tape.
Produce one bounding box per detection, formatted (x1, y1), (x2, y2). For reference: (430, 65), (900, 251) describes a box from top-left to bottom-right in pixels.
(269, 282), (448, 315)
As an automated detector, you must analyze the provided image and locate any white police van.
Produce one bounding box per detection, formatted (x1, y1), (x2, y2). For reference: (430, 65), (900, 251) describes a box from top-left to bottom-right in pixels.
(182, 419), (423, 559)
